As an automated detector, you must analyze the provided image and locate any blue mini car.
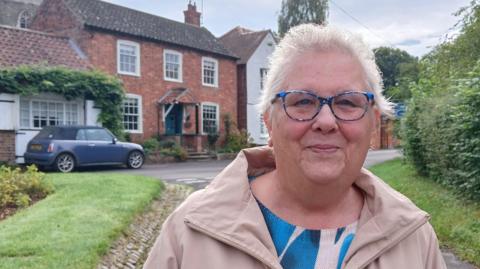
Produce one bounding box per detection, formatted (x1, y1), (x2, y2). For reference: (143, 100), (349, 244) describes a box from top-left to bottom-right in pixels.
(24, 126), (145, 172)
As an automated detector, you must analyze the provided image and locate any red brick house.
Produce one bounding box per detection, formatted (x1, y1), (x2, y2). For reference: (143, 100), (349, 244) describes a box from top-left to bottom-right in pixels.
(31, 0), (238, 152)
(0, 25), (91, 164)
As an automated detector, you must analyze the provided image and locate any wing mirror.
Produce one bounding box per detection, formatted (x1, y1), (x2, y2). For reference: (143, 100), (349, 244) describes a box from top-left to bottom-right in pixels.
(112, 137), (118, 144)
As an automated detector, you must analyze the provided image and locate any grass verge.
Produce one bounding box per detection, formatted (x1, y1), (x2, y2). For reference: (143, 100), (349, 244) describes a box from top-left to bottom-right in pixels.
(370, 158), (480, 266)
(0, 172), (164, 269)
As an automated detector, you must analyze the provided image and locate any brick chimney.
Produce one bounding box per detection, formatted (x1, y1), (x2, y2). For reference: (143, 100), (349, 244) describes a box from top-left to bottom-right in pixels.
(184, 1), (201, 26)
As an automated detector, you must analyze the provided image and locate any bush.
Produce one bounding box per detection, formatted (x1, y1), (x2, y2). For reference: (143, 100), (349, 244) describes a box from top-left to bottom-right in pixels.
(142, 138), (160, 155)
(0, 165), (54, 210)
(402, 61), (480, 201)
(159, 145), (188, 161)
(142, 137), (187, 161)
(218, 113), (253, 153)
(220, 129), (253, 153)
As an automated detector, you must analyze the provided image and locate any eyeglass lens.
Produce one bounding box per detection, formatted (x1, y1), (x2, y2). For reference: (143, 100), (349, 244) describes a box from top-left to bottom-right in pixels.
(283, 92), (369, 121)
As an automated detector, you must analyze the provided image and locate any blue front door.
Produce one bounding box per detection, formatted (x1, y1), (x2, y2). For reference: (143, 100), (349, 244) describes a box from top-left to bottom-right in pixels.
(165, 104), (183, 135)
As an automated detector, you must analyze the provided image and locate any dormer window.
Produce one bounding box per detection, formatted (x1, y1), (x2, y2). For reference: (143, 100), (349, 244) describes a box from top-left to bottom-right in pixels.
(18, 10), (32, 29)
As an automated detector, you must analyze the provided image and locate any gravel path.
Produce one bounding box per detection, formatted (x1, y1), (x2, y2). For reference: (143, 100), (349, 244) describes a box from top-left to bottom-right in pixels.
(97, 184), (192, 269)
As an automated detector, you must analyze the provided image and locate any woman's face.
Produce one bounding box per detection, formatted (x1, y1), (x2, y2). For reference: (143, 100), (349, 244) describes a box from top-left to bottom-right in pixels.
(266, 50), (379, 186)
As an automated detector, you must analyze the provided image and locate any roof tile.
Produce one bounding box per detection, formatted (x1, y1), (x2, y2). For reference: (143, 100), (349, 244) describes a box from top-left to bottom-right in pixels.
(0, 25), (89, 69)
(63, 0), (236, 59)
(219, 26), (271, 64)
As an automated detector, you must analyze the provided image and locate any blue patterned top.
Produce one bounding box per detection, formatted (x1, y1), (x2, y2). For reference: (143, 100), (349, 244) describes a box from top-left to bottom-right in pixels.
(257, 201), (357, 269)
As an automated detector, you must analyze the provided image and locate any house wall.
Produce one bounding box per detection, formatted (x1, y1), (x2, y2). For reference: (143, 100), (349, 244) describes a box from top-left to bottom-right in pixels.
(80, 31), (237, 143)
(0, 130), (15, 164)
(237, 64), (247, 130)
(0, 0), (42, 27)
(31, 0), (238, 148)
(246, 33), (276, 145)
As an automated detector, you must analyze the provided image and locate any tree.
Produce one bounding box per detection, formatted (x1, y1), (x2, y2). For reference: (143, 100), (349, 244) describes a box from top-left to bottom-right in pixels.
(374, 47), (418, 101)
(278, 0), (329, 37)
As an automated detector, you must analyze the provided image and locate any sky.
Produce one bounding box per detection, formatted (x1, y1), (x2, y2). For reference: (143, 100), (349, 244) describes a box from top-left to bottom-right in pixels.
(103, 0), (472, 57)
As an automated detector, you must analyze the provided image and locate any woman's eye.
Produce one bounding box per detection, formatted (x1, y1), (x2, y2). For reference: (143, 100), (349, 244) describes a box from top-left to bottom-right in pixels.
(335, 99), (358, 107)
(294, 99), (315, 106)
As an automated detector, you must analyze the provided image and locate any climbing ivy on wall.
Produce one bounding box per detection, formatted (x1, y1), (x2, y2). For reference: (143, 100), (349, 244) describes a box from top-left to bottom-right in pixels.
(0, 66), (126, 137)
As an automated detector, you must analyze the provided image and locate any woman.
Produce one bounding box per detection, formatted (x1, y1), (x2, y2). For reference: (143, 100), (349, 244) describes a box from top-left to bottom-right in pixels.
(144, 24), (446, 269)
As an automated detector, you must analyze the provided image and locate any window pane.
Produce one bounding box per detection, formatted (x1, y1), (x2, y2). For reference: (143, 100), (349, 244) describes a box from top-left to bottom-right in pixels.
(122, 97), (140, 131)
(20, 99), (30, 128)
(119, 43), (138, 74)
(165, 52), (181, 80)
(203, 59), (217, 85)
(202, 105), (218, 134)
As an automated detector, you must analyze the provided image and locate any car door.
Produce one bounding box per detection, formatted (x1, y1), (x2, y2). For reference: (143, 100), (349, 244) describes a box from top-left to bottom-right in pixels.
(84, 128), (124, 164)
(73, 128), (95, 165)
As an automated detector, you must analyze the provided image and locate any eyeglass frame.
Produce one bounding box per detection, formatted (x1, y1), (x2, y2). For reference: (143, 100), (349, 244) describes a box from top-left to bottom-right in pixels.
(270, 90), (375, 122)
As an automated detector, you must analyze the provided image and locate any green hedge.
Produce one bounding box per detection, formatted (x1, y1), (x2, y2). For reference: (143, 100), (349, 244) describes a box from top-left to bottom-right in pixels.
(0, 66), (125, 137)
(402, 62), (480, 200)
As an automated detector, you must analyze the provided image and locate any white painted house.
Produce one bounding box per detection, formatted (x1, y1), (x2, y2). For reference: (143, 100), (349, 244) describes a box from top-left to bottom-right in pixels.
(220, 27), (276, 145)
(0, 25), (99, 164)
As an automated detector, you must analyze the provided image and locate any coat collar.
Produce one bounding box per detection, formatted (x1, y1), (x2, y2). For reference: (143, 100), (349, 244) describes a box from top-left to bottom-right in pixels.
(184, 147), (429, 269)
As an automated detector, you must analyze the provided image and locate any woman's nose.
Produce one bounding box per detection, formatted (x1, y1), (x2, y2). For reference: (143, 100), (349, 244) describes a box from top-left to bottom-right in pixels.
(310, 104), (338, 133)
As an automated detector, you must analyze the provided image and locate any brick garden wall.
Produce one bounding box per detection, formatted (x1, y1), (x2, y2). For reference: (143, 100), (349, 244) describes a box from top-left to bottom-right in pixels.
(0, 130), (15, 164)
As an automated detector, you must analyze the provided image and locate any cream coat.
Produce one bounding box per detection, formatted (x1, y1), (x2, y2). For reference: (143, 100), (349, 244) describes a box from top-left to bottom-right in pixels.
(144, 147), (446, 269)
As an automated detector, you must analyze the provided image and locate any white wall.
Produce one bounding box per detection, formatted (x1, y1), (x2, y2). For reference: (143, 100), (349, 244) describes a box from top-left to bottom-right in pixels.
(0, 93), (18, 130)
(85, 100), (102, 126)
(15, 93), (85, 163)
(245, 33), (276, 145)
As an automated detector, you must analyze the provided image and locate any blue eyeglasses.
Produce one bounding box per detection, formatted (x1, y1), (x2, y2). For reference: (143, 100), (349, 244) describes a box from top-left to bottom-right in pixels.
(271, 90), (375, 121)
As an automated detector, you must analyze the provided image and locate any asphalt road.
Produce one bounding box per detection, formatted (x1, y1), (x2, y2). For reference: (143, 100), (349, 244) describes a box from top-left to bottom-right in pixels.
(110, 149), (402, 189)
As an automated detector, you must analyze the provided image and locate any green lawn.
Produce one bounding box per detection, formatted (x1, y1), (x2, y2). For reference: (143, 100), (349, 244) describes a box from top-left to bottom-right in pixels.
(370, 158), (480, 266)
(0, 172), (164, 269)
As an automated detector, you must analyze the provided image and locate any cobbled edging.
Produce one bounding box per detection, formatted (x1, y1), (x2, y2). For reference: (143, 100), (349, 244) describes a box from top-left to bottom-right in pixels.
(97, 184), (193, 269)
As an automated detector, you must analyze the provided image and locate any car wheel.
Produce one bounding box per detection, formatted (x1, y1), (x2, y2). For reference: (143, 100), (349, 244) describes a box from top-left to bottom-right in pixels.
(127, 151), (144, 169)
(55, 153), (75, 173)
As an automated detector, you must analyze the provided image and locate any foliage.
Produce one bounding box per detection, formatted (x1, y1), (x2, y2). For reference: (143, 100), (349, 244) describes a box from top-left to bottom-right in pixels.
(142, 138), (161, 155)
(0, 165), (54, 210)
(370, 159), (480, 266)
(142, 137), (187, 161)
(278, 0), (329, 37)
(0, 172), (164, 269)
(374, 46), (419, 102)
(219, 113), (253, 153)
(0, 66), (126, 137)
(401, 1), (480, 200)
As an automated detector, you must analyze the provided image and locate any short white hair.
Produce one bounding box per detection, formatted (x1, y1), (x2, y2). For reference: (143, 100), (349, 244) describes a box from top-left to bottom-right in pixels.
(258, 24), (394, 116)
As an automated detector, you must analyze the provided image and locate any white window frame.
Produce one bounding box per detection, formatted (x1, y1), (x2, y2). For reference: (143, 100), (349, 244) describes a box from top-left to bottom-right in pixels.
(122, 93), (143, 134)
(117, 40), (141, 76)
(19, 98), (81, 129)
(163, 50), (183, 82)
(201, 102), (219, 135)
(17, 10), (32, 29)
(260, 68), (268, 91)
(202, 57), (219, 87)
